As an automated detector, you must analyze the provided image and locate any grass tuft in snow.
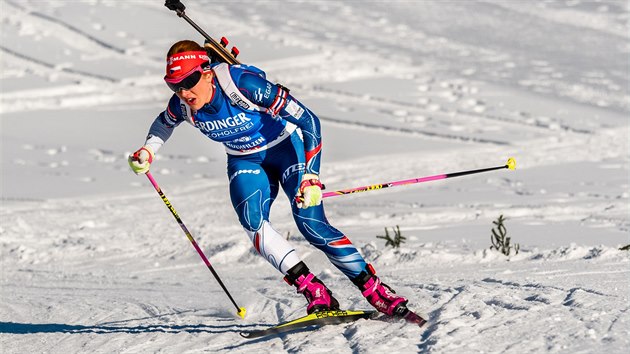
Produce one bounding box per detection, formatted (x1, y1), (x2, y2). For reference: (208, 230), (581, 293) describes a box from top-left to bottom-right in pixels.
(489, 214), (520, 256)
(376, 225), (406, 248)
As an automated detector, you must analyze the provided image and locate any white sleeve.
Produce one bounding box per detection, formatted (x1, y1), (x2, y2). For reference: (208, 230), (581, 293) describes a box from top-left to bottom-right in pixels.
(144, 134), (165, 154)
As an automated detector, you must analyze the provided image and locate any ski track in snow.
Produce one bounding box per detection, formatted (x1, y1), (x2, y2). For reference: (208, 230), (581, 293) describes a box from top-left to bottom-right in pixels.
(1, 0), (629, 353)
(0, 45), (119, 83)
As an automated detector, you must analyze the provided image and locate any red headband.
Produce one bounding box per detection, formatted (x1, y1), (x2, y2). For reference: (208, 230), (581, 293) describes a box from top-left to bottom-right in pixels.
(165, 51), (210, 79)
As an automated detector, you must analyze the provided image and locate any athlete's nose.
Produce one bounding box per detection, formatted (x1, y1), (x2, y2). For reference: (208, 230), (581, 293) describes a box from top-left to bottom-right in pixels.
(178, 88), (194, 97)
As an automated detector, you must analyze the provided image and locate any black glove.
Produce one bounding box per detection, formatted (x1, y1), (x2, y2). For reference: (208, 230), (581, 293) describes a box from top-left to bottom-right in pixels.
(165, 0), (186, 12)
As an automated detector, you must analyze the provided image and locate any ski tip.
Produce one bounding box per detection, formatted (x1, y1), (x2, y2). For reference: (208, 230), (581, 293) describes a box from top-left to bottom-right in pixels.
(237, 307), (247, 319)
(506, 157), (516, 170)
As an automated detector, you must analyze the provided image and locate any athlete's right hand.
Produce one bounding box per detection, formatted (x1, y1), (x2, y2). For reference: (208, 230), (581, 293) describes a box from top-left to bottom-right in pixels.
(128, 146), (154, 175)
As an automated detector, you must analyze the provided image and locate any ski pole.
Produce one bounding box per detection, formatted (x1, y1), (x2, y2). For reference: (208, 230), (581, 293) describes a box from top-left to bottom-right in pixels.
(145, 172), (246, 319)
(322, 157), (516, 199)
(164, 0), (241, 64)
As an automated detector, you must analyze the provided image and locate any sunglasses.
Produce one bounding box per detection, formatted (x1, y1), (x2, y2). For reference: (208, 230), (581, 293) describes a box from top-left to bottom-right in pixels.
(164, 65), (205, 92)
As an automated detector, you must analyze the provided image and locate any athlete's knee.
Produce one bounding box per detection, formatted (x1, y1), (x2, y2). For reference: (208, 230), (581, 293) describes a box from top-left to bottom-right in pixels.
(238, 212), (262, 232)
(294, 212), (341, 247)
(244, 221), (301, 274)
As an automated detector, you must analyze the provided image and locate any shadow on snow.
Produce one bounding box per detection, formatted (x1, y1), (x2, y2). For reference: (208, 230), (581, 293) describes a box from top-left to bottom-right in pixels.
(0, 321), (256, 335)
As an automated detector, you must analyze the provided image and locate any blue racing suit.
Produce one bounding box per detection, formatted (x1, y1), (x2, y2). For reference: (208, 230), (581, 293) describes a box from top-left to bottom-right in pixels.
(145, 63), (367, 279)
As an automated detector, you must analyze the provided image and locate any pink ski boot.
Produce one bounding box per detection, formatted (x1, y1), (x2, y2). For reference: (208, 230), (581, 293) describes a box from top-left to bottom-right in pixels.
(285, 262), (340, 314)
(353, 264), (408, 316)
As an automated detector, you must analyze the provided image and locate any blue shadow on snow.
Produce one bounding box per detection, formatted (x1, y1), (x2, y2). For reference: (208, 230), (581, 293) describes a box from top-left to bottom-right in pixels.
(0, 321), (253, 335)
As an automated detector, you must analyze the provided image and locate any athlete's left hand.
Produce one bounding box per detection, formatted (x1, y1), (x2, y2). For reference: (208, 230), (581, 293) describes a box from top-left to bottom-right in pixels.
(295, 173), (323, 209)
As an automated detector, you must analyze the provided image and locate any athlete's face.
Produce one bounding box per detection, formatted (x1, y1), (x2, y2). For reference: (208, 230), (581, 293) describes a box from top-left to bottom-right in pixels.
(176, 72), (214, 111)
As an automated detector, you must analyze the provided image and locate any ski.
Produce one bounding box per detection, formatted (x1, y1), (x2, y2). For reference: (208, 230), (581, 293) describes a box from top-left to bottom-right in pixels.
(239, 308), (428, 339)
(239, 309), (376, 339)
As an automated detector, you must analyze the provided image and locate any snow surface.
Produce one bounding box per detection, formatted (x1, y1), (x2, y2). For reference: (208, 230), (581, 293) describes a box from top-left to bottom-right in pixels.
(1, 0), (629, 353)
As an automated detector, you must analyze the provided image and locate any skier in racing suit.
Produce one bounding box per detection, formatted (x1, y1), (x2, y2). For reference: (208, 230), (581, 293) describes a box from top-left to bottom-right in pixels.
(129, 40), (409, 316)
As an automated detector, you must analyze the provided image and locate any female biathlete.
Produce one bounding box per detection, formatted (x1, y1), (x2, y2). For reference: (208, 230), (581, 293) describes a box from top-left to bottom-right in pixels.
(129, 40), (412, 317)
